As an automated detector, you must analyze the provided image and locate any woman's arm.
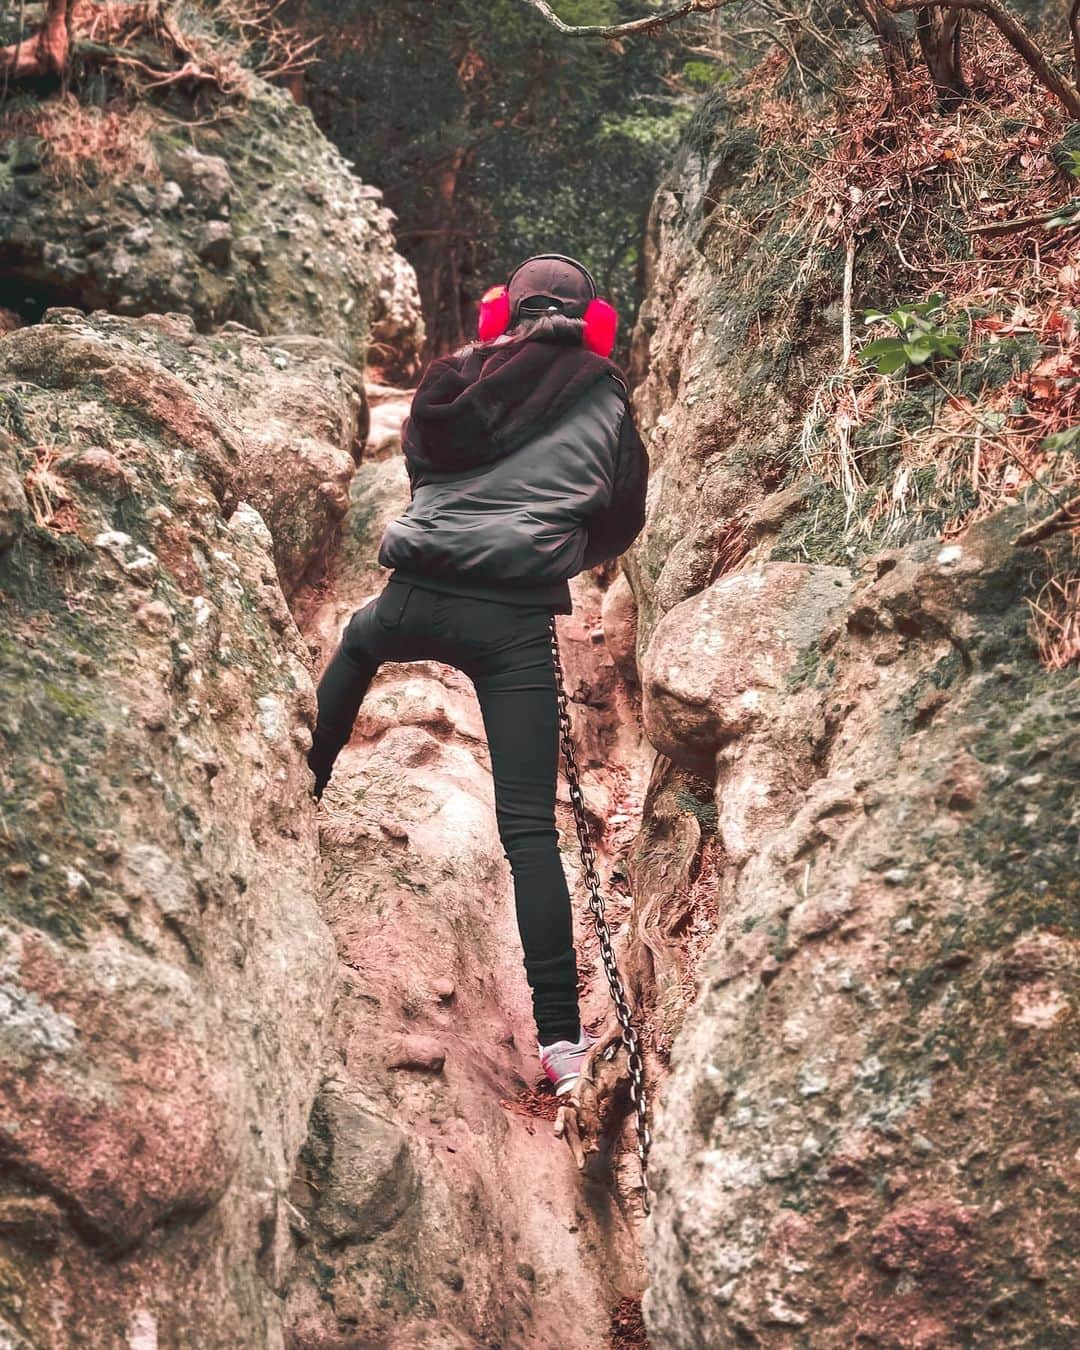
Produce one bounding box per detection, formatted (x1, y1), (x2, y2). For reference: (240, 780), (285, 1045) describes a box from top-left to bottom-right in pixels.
(580, 400), (650, 569)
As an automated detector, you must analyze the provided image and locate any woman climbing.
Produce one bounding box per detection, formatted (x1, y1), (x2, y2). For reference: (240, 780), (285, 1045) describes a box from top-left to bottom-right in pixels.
(306, 253), (649, 1097)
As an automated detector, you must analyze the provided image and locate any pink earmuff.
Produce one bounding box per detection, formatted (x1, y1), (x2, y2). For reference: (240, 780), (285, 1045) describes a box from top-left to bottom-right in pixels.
(477, 284), (511, 342)
(582, 297), (617, 359)
(476, 283), (618, 358)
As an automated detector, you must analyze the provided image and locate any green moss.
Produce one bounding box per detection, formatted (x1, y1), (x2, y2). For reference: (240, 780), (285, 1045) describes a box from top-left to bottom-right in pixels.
(785, 640), (822, 692)
(674, 786), (718, 827)
(41, 681), (95, 721)
(769, 484), (865, 566)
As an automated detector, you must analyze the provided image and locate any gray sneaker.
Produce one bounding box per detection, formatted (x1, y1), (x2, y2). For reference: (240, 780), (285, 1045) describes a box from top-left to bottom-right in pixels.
(538, 1031), (597, 1095)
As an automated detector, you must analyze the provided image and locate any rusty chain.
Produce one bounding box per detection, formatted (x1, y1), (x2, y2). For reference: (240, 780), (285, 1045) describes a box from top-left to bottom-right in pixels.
(549, 615), (652, 1214)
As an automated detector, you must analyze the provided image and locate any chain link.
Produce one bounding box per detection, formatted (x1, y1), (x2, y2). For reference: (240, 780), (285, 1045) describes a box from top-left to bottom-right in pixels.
(549, 616), (652, 1214)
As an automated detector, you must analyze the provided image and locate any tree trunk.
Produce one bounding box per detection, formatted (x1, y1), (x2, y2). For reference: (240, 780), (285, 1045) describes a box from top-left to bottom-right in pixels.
(916, 6), (969, 107)
(0, 0), (70, 79)
(412, 144), (469, 360)
(852, 0), (914, 105)
(882, 0), (1080, 120)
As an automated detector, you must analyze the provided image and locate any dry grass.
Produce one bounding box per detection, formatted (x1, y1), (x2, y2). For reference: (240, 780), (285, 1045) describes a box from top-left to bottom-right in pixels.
(0, 2), (308, 181)
(1028, 551), (1080, 670)
(5, 0), (313, 108)
(23, 443), (78, 533)
(752, 22), (1080, 552)
(793, 27), (1077, 286)
(2, 92), (161, 185)
(726, 26), (1080, 672)
(803, 303), (1080, 539)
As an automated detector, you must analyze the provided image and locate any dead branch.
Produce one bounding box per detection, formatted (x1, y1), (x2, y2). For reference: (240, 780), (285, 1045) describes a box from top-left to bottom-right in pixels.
(110, 54), (223, 89)
(1014, 488), (1080, 545)
(966, 207), (1080, 235)
(518, 0), (732, 39)
(880, 0), (1080, 118)
(257, 31), (322, 81)
(0, 0), (70, 79)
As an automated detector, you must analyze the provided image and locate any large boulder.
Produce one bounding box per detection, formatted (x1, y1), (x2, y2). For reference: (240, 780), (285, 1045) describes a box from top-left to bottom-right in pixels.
(0, 313), (336, 1345)
(0, 77), (423, 371)
(642, 562), (852, 771)
(642, 561), (852, 864)
(0, 310), (366, 594)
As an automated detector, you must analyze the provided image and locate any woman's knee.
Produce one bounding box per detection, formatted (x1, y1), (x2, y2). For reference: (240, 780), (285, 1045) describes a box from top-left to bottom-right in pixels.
(498, 817), (559, 863)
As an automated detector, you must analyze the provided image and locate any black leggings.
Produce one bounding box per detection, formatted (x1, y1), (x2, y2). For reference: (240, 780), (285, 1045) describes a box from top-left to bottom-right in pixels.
(311, 578), (581, 1045)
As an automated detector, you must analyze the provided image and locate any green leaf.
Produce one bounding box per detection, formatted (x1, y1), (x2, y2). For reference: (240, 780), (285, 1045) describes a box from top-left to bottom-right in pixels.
(857, 338), (905, 364)
(904, 341), (934, 365)
(875, 348), (911, 375)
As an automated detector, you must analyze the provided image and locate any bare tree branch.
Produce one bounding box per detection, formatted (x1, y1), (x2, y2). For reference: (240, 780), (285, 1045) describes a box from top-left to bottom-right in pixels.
(518, 0), (730, 39)
(880, 0), (1080, 117)
(1013, 487), (1080, 545)
(1070, 0), (1080, 88)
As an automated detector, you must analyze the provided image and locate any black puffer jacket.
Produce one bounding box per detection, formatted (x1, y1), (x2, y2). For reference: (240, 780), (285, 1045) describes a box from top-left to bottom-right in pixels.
(377, 316), (649, 613)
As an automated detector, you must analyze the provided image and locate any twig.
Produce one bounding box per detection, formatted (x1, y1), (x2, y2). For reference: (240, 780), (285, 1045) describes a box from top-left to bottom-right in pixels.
(517, 0), (730, 39)
(1014, 488), (1080, 545)
(967, 207), (1080, 236)
(842, 235), (855, 366)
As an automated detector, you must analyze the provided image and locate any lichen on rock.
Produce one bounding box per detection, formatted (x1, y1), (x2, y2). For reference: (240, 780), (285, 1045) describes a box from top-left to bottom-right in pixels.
(0, 304), (337, 1345)
(0, 73), (424, 375)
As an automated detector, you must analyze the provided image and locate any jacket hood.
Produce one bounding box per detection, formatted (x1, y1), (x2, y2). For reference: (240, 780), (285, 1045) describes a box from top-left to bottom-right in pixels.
(401, 315), (627, 475)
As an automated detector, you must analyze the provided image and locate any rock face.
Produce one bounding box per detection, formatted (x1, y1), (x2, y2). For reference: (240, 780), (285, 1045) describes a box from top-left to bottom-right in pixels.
(622, 81), (1080, 1349)
(643, 563), (851, 774)
(0, 310), (338, 1346)
(0, 32), (657, 1347)
(1, 309), (366, 596)
(0, 80), (424, 373)
(641, 512), (1078, 1346)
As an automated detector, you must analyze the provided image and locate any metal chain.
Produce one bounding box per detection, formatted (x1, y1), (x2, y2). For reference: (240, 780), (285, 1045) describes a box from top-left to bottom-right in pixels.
(549, 616), (652, 1214)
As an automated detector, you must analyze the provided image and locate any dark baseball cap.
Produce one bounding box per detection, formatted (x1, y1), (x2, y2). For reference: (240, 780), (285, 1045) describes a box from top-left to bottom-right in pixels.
(507, 254), (596, 319)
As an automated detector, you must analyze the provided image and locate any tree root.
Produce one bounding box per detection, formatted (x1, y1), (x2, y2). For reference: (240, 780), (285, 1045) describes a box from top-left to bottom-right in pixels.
(0, 0), (70, 79)
(552, 1014), (632, 1174)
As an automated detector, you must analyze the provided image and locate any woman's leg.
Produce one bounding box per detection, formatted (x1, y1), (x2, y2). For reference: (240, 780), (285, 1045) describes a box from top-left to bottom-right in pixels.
(309, 582), (433, 793)
(463, 607), (582, 1046)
